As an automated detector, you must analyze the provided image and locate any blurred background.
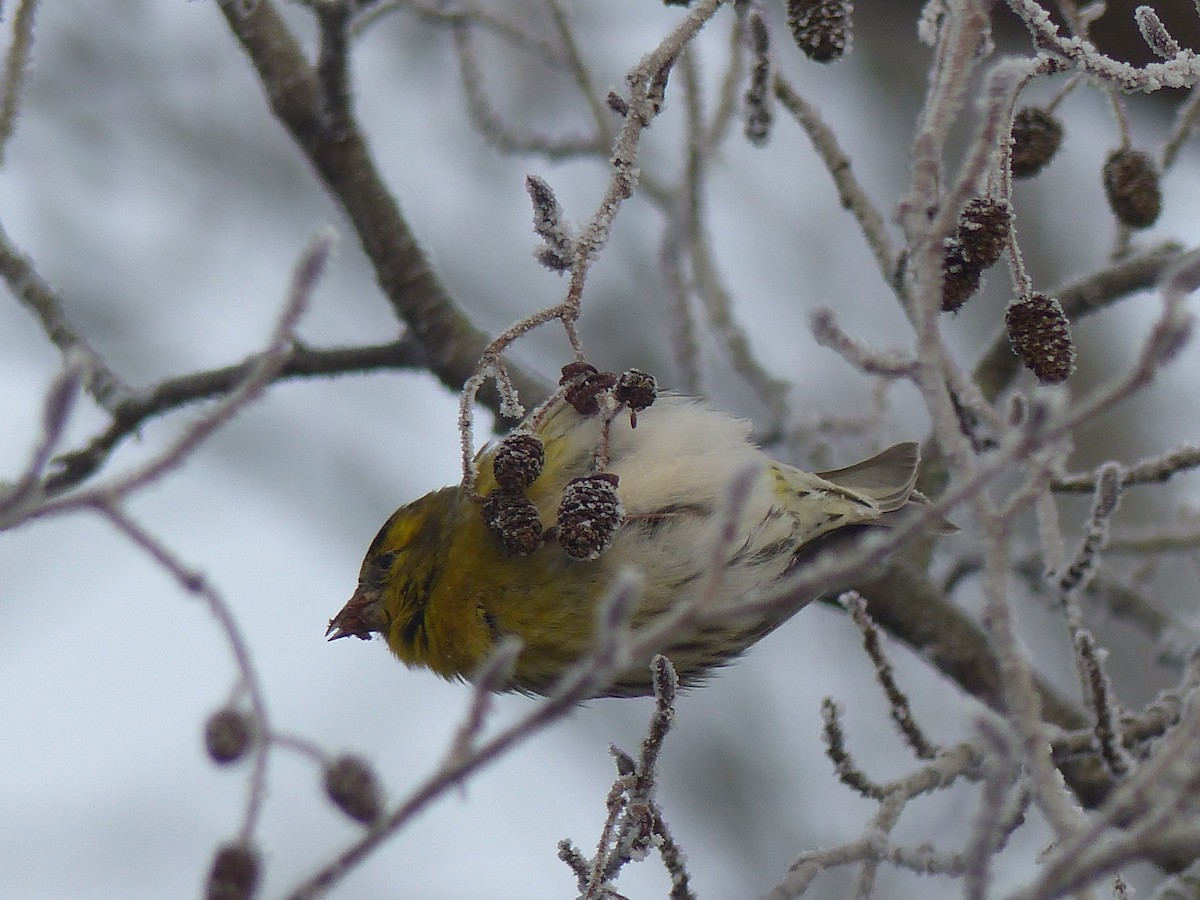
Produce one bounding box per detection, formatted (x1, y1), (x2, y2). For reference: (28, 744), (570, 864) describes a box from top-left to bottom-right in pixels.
(3, 1), (1200, 897)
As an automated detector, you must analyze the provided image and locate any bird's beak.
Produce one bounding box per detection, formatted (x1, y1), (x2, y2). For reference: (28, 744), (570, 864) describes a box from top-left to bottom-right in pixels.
(326, 589), (385, 641)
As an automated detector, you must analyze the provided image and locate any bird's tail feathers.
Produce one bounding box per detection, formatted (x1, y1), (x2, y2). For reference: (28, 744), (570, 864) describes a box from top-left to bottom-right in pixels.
(816, 442), (920, 512)
(817, 442), (957, 533)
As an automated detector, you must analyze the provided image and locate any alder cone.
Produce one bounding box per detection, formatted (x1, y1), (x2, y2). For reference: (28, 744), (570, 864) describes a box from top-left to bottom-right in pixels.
(1006, 292), (1076, 384)
(1103, 149), (1162, 229)
(1010, 107), (1063, 178)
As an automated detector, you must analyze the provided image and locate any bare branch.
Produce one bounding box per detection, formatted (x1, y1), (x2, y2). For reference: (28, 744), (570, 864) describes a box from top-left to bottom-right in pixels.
(42, 334), (427, 496)
(0, 351), (85, 521)
(1006, 0), (1200, 92)
(773, 73), (896, 286)
(810, 307), (919, 379)
(0, 0), (39, 164)
(1054, 445), (1200, 494)
(842, 591), (938, 759)
(0, 220), (131, 410)
(286, 573), (646, 898)
(451, 18), (604, 158)
(215, 0), (547, 413)
(32, 231), (330, 515)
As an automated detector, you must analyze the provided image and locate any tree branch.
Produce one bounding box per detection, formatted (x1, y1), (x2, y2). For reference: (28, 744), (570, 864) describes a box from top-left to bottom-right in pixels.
(215, 0), (547, 409)
(44, 334), (428, 495)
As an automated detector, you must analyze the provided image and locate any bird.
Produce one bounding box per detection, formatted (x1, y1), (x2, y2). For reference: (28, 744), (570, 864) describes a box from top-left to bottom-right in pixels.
(328, 368), (949, 698)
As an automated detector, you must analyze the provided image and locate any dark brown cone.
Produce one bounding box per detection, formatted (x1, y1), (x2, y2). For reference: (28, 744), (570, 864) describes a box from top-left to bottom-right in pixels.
(1103, 149), (1162, 229)
(560, 361), (599, 385)
(941, 238), (983, 313)
(492, 433), (545, 489)
(1010, 107), (1063, 179)
(787, 0), (853, 63)
(324, 755), (384, 826)
(957, 196), (1011, 269)
(206, 842), (260, 900)
(562, 367), (619, 416)
(613, 369), (657, 426)
(557, 474), (623, 560)
(1005, 291), (1076, 384)
(482, 490), (544, 556)
(204, 709), (254, 766)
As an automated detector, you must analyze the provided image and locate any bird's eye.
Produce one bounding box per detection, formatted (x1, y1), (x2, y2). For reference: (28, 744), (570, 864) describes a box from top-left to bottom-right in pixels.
(363, 551), (398, 588)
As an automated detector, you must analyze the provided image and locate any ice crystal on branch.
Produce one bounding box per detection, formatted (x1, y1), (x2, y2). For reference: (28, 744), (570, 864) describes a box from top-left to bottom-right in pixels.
(526, 174), (575, 272)
(1135, 6), (1182, 60)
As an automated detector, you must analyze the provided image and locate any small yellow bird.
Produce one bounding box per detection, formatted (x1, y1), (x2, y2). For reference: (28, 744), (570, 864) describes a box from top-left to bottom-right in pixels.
(329, 368), (945, 698)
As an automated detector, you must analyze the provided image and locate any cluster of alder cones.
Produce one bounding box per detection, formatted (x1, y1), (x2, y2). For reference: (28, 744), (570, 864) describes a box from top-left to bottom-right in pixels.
(481, 366), (657, 561)
(941, 104), (1162, 385)
(733, 1), (1166, 387)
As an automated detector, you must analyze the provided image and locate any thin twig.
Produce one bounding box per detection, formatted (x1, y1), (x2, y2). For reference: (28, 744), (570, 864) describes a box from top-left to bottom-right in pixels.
(352, 0), (566, 68)
(97, 502), (274, 839)
(43, 334), (427, 496)
(1054, 445), (1200, 494)
(216, 0), (547, 418)
(32, 232), (332, 515)
(0, 0), (39, 164)
(0, 220), (131, 411)
(286, 574), (645, 898)
(773, 73), (896, 286)
(451, 19), (603, 158)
